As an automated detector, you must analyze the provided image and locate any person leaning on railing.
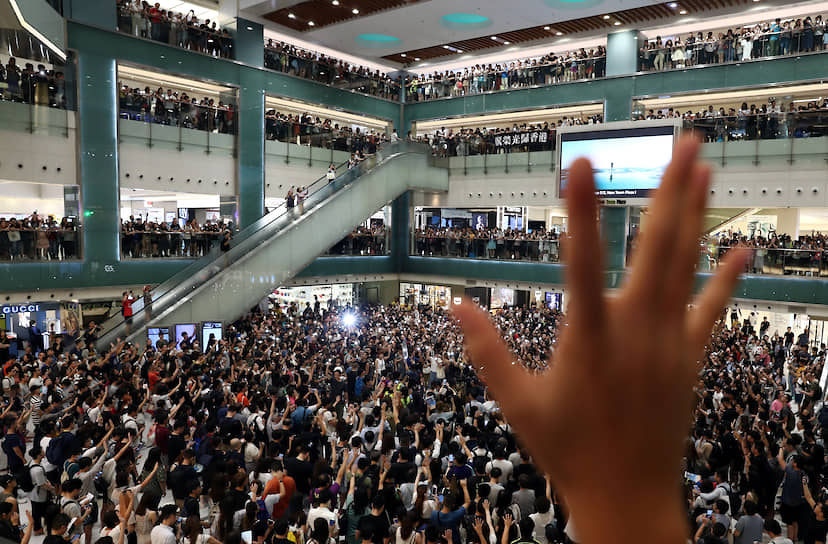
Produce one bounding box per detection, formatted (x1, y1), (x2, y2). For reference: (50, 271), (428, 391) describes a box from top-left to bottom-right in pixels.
(120, 217), (226, 258)
(0, 215), (78, 261)
(118, 84), (236, 134)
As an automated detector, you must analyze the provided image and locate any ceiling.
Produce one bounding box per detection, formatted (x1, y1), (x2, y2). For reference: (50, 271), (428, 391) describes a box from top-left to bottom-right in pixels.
(248, 0), (789, 65)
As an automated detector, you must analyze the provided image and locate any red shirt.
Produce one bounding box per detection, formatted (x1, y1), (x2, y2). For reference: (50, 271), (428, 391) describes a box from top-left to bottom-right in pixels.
(149, 8), (161, 23)
(122, 297), (134, 317)
(264, 475), (295, 519)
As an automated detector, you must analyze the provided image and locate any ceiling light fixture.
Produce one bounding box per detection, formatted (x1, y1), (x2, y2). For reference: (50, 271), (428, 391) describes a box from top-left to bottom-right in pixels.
(603, 15), (610, 19)
(679, 9), (687, 13)
(491, 36), (498, 40)
(504, 41), (510, 44)
(556, 31), (563, 36)
(443, 45), (450, 49)
(308, 21), (315, 26)
(668, 2), (678, 7)
(400, 53), (406, 57)
(288, 13), (296, 19)
(457, 49), (463, 53)
(352, 8), (359, 14)
(414, 57), (420, 61)
(332, 0), (339, 4)
(543, 26), (550, 30)
(613, 21), (621, 25)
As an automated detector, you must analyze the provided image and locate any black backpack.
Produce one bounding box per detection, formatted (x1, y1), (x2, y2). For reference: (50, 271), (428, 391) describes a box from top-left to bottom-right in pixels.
(46, 432), (78, 467)
(16, 464), (38, 493)
(719, 482), (742, 517)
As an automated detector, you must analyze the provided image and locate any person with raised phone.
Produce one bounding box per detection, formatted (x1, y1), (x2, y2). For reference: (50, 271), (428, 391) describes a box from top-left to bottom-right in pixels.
(452, 137), (747, 544)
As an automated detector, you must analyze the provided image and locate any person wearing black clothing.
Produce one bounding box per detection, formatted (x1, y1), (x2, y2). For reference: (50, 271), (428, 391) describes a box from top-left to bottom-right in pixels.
(285, 447), (314, 496)
(357, 496), (390, 544)
(167, 419), (188, 465)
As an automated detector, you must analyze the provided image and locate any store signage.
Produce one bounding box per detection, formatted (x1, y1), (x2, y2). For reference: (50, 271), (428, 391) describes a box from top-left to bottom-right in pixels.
(492, 130), (549, 149)
(2, 304), (40, 314)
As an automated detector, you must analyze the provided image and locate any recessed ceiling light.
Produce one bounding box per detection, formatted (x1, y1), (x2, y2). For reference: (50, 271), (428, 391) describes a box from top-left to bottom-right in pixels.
(679, 9), (687, 13)
(613, 21), (621, 25)
(668, 2), (678, 7)
(457, 49), (463, 53)
(352, 8), (359, 14)
(308, 21), (315, 26)
(414, 57), (420, 61)
(603, 15), (610, 19)
(443, 45), (450, 49)
(555, 31), (563, 36)
(504, 41), (510, 44)
(332, 0), (339, 4)
(288, 13), (296, 19)
(400, 53), (406, 57)
(543, 26), (550, 30)
(246, 26), (253, 30)
(491, 36), (498, 40)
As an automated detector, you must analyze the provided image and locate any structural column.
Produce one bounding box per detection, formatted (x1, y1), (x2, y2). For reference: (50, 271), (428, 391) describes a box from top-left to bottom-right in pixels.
(391, 192), (412, 273)
(64, 0), (117, 29)
(600, 207), (628, 271)
(236, 20), (265, 228)
(76, 49), (120, 266)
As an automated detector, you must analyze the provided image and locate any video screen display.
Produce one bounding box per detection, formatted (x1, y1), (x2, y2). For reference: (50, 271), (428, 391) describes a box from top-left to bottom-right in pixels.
(201, 322), (222, 349)
(472, 213), (488, 230)
(147, 327), (170, 347)
(559, 125), (675, 198)
(174, 323), (196, 348)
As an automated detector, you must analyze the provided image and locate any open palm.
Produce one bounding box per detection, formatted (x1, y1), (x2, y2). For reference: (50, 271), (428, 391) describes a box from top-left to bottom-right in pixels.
(453, 139), (745, 544)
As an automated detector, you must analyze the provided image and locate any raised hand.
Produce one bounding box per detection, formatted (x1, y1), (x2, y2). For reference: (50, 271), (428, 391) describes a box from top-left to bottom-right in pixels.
(453, 138), (746, 544)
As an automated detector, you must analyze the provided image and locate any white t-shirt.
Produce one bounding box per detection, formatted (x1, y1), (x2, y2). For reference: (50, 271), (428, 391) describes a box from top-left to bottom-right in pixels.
(530, 511), (556, 544)
(307, 506), (338, 534)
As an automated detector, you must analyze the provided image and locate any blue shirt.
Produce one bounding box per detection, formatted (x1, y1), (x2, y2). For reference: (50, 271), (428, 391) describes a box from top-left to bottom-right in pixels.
(431, 507), (466, 544)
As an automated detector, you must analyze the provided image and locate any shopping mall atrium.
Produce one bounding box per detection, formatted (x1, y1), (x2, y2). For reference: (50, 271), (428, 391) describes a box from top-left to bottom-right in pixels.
(1, 0), (828, 543)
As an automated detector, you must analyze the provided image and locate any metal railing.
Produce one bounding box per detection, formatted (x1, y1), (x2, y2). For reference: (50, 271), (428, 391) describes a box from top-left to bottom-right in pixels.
(264, 45), (401, 101)
(323, 230), (390, 256)
(0, 226), (80, 261)
(413, 233), (561, 263)
(703, 245), (828, 277)
(681, 110), (828, 142)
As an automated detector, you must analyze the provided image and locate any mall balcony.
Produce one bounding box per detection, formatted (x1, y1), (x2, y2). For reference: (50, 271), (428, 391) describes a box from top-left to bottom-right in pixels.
(2, 0), (828, 343)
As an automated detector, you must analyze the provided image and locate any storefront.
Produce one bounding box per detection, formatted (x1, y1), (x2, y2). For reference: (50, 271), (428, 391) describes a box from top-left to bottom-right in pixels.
(400, 283), (452, 309)
(1, 302), (63, 356)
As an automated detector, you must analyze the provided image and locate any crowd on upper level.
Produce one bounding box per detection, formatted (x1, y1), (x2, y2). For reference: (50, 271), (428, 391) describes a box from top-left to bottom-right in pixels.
(635, 100), (828, 141)
(265, 111), (389, 153)
(706, 231), (828, 276)
(118, 84), (236, 134)
(414, 227), (561, 262)
(0, 214), (78, 261)
(120, 216), (231, 259)
(641, 15), (827, 71)
(0, 58), (68, 109)
(116, 0), (234, 58)
(418, 115), (603, 157)
(404, 47), (607, 102)
(264, 40), (401, 101)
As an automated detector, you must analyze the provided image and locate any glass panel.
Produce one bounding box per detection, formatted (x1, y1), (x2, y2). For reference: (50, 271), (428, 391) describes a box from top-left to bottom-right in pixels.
(704, 246), (828, 277)
(0, 221), (81, 262)
(412, 234), (560, 263)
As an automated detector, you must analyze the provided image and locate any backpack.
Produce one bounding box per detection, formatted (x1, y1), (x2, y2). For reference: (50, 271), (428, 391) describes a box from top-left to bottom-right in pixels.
(16, 464), (38, 493)
(719, 482), (742, 516)
(46, 432), (77, 467)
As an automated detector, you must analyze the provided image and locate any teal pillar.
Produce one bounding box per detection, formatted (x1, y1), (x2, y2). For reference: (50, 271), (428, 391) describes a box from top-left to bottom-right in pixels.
(235, 18), (263, 67)
(391, 192), (411, 272)
(238, 70), (265, 228)
(601, 207), (628, 271)
(606, 30), (641, 77)
(64, 0), (116, 29)
(76, 50), (119, 266)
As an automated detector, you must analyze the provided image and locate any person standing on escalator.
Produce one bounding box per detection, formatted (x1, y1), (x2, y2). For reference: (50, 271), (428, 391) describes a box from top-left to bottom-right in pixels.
(286, 187), (296, 214)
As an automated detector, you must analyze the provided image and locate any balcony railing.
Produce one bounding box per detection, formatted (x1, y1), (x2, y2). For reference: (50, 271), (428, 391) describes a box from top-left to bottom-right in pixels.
(413, 234), (561, 263)
(703, 245), (828, 277)
(0, 225), (81, 261)
(323, 230), (390, 256)
(121, 229), (223, 259)
(681, 110), (828, 142)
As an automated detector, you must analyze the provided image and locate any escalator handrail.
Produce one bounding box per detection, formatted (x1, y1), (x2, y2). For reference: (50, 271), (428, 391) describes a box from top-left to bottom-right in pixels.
(96, 141), (429, 345)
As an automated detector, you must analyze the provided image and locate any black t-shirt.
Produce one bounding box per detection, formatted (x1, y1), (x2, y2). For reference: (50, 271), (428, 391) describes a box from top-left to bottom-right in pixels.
(805, 518), (828, 544)
(43, 536), (67, 544)
(357, 513), (389, 544)
(285, 457), (314, 494)
(167, 433), (186, 464)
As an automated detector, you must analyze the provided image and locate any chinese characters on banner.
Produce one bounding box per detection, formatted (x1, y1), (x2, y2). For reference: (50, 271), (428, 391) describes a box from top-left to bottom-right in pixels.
(492, 130), (551, 149)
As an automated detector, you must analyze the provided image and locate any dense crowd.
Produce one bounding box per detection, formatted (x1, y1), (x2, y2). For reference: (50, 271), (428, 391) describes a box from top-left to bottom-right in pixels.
(418, 116), (603, 157)
(414, 228), (561, 262)
(325, 226), (388, 256)
(635, 100), (828, 141)
(120, 217), (230, 259)
(0, 289), (825, 544)
(0, 215), (78, 261)
(0, 58), (68, 109)
(265, 112), (389, 153)
(265, 41), (400, 101)
(116, 1), (234, 58)
(118, 85), (236, 134)
(641, 15), (827, 71)
(404, 48), (607, 102)
(706, 231), (828, 276)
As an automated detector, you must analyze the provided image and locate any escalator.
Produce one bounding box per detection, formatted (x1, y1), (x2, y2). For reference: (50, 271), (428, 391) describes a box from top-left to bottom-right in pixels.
(97, 142), (447, 346)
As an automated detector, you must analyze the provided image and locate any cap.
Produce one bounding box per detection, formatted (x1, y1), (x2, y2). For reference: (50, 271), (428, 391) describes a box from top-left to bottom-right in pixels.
(334, 367), (343, 373)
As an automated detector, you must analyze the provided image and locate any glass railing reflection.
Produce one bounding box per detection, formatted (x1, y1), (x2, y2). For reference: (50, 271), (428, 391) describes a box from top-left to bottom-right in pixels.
(413, 233), (561, 263)
(702, 246), (828, 276)
(681, 110), (828, 141)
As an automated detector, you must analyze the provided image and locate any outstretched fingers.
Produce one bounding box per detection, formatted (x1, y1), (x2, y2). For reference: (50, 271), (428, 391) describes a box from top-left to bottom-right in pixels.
(562, 157), (606, 337)
(687, 248), (748, 353)
(452, 298), (532, 404)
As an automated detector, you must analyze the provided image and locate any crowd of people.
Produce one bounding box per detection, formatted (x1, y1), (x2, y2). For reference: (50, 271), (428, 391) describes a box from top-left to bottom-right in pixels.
(116, 1), (234, 58)
(0, 289), (825, 544)
(0, 215), (79, 261)
(414, 228), (561, 262)
(404, 48), (607, 102)
(705, 231), (828, 276)
(265, 112), (389, 154)
(325, 226), (388, 257)
(641, 15), (828, 72)
(118, 85), (236, 135)
(0, 58), (68, 109)
(417, 116), (603, 158)
(264, 41), (401, 101)
(635, 100), (828, 141)
(120, 217), (231, 259)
